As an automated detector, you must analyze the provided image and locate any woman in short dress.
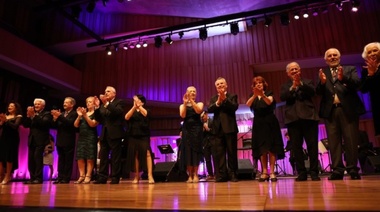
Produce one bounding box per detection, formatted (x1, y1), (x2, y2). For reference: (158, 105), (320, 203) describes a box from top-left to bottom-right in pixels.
(74, 96), (99, 184)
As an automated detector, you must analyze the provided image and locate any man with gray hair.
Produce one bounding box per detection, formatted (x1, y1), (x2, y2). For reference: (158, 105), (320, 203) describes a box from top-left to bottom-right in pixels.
(23, 98), (53, 184)
(280, 62), (320, 181)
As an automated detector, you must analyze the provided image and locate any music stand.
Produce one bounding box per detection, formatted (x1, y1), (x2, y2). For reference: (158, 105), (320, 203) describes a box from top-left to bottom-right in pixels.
(157, 144), (174, 154)
(318, 139), (332, 173)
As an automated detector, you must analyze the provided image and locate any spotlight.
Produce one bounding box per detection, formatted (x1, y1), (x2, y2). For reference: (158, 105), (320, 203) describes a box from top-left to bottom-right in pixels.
(71, 5), (82, 19)
(106, 46), (111, 55)
(165, 35), (173, 44)
(178, 31), (184, 39)
(113, 44), (119, 52)
(136, 42), (141, 48)
(351, 0), (360, 12)
(335, 1), (343, 11)
(123, 44), (128, 50)
(312, 9), (319, 16)
(154, 36), (162, 48)
(129, 42), (135, 49)
(280, 13), (290, 26)
(142, 41), (148, 47)
(294, 13), (300, 20)
(264, 16), (272, 27)
(199, 28), (208, 41)
(303, 11), (309, 18)
(251, 18), (257, 26)
(230, 22), (239, 35)
(86, 0), (96, 13)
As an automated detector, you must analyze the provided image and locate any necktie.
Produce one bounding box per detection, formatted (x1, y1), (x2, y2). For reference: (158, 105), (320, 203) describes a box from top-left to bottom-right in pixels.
(64, 111), (68, 117)
(331, 68), (337, 81)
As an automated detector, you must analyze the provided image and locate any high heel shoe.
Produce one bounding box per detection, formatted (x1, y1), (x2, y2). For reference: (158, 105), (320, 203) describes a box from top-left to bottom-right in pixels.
(193, 175), (199, 183)
(186, 177), (193, 183)
(1, 177), (11, 185)
(148, 176), (155, 184)
(74, 176), (85, 184)
(83, 176), (92, 184)
(270, 174), (278, 182)
(132, 178), (139, 184)
(257, 174), (269, 182)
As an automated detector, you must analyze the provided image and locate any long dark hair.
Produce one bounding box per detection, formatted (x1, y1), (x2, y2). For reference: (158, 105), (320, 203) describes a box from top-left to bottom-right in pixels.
(6, 101), (23, 116)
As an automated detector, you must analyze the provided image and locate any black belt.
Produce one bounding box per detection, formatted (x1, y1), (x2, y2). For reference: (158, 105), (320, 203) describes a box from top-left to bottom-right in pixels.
(333, 103), (342, 108)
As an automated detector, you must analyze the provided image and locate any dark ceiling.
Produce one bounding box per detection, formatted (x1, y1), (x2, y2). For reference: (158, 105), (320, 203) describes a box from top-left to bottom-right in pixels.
(1, 0), (330, 58)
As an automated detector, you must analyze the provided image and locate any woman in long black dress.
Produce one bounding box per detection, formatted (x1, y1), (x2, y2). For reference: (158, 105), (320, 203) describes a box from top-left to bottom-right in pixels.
(74, 96), (99, 184)
(0, 101), (23, 184)
(246, 76), (284, 182)
(125, 94), (154, 184)
(179, 86), (204, 183)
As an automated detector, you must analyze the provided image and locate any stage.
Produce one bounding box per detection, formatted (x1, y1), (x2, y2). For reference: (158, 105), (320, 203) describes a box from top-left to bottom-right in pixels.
(0, 174), (379, 212)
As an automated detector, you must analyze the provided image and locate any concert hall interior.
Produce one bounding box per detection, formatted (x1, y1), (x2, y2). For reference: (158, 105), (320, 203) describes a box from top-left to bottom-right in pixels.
(1, 0), (380, 211)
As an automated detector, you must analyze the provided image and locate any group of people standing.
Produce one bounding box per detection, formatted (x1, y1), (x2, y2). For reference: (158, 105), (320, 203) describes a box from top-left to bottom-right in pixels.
(0, 43), (379, 184)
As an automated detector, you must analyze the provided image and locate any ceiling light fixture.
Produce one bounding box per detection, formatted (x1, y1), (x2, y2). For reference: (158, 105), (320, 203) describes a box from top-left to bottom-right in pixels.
(154, 36), (163, 48)
(280, 13), (290, 26)
(142, 41), (148, 47)
(165, 35), (173, 44)
(303, 11), (309, 18)
(230, 22), (239, 35)
(294, 12), (300, 20)
(106, 46), (111, 55)
(351, 0), (360, 12)
(199, 28), (208, 41)
(335, 1), (343, 11)
(136, 42), (141, 48)
(264, 16), (272, 27)
(123, 44), (128, 50)
(178, 31), (184, 39)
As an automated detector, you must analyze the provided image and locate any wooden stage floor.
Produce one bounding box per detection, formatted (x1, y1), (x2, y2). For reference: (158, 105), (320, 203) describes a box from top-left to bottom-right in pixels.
(0, 174), (379, 212)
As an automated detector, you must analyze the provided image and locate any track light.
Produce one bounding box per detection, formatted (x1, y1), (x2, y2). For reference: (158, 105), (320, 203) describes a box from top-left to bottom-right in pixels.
(294, 13), (300, 20)
(303, 11), (309, 18)
(251, 18), (257, 26)
(199, 28), (208, 41)
(312, 9), (319, 16)
(351, 0), (360, 12)
(136, 42), (141, 48)
(230, 22), (239, 35)
(280, 13), (290, 26)
(178, 31), (184, 39)
(154, 36), (162, 48)
(335, 1), (343, 11)
(106, 46), (111, 55)
(165, 35), (173, 44)
(264, 16), (272, 27)
(113, 44), (119, 52)
(86, 0), (96, 13)
(142, 41), (148, 47)
(129, 42), (135, 49)
(123, 44), (128, 50)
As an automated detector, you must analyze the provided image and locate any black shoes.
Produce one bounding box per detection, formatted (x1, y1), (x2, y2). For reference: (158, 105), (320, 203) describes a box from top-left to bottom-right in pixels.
(311, 175), (321, 181)
(328, 173), (344, 181)
(215, 177), (228, 183)
(295, 175), (307, 182)
(230, 174), (238, 182)
(93, 178), (107, 184)
(349, 172), (361, 180)
(24, 179), (42, 184)
(110, 178), (120, 184)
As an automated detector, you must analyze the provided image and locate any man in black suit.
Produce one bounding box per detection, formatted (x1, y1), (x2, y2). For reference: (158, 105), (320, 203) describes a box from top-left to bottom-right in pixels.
(280, 62), (320, 181)
(208, 77), (239, 182)
(23, 98), (53, 184)
(316, 48), (365, 180)
(51, 97), (78, 184)
(93, 86), (126, 184)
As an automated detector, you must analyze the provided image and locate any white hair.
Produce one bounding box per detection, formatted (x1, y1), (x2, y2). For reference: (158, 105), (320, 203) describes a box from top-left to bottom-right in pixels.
(362, 42), (380, 59)
(34, 98), (46, 105)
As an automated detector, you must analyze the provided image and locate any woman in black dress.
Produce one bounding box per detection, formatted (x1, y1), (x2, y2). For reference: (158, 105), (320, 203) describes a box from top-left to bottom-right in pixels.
(246, 76), (284, 182)
(0, 101), (23, 184)
(125, 95), (154, 184)
(179, 86), (204, 183)
(74, 96), (99, 184)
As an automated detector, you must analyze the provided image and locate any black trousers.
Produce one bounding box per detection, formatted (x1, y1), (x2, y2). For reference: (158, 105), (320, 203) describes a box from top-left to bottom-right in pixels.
(203, 136), (214, 176)
(98, 136), (123, 180)
(287, 119), (319, 175)
(212, 132), (238, 179)
(56, 145), (75, 181)
(28, 144), (45, 181)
